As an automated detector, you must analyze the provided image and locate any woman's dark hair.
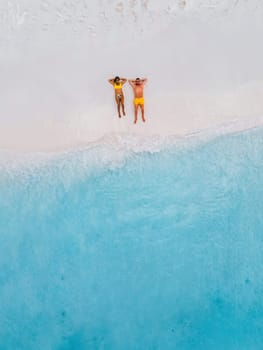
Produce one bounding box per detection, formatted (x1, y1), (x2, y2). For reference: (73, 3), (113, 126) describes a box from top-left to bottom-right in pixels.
(114, 76), (120, 83)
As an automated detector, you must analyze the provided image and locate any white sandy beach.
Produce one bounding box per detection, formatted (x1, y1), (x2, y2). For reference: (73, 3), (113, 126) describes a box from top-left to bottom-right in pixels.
(1, 0), (263, 152)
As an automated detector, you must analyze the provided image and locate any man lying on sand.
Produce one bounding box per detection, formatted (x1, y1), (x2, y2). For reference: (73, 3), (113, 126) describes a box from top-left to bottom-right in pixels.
(128, 78), (148, 124)
(108, 76), (127, 118)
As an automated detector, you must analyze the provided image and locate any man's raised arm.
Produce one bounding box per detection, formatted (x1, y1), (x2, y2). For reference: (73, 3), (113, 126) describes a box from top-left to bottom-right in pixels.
(128, 79), (135, 87)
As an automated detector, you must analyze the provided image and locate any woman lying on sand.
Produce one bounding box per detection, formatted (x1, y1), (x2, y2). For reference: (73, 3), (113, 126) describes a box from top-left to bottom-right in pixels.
(108, 76), (127, 118)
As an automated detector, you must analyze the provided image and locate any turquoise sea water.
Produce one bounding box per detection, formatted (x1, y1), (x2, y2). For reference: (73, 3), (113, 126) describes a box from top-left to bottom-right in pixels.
(0, 128), (263, 350)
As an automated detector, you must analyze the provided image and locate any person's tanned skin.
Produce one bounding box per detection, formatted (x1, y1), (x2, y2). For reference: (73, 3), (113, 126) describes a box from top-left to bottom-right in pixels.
(128, 78), (147, 124)
(108, 76), (127, 118)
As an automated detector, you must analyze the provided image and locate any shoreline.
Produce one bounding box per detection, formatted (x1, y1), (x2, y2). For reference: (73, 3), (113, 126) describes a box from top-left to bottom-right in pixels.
(2, 82), (263, 154)
(1, 116), (263, 157)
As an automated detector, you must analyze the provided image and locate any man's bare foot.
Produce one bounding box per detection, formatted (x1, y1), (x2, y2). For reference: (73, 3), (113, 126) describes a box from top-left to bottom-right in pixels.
(118, 115), (121, 118)
(134, 119), (137, 124)
(142, 117), (146, 122)
(123, 111), (126, 116)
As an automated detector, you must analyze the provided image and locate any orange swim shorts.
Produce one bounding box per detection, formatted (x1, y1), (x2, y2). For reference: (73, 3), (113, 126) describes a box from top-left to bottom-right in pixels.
(134, 97), (144, 105)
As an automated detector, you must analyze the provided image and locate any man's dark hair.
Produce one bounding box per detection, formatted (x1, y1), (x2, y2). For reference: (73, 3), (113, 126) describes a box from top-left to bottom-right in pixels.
(136, 77), (140, 81)
(114, 76), (120, 82)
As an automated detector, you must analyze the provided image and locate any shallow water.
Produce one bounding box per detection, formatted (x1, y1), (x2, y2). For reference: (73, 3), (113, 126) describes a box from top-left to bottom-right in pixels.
(0, 128), (263, 349)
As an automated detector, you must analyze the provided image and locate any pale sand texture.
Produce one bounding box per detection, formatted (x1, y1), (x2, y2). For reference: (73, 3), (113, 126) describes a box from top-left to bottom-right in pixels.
(0, 0), (263, 152)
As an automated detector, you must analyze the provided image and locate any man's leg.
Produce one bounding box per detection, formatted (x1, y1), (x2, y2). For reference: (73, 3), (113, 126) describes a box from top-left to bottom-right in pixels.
(134, 104), (138, 124)
(140, 104), (145, 122)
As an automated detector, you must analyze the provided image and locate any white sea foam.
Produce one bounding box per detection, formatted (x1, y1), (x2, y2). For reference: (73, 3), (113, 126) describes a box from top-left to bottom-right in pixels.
(1, 117), (263, 176)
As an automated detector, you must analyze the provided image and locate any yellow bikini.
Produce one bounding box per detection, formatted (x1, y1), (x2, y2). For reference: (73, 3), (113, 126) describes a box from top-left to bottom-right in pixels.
(134, 97), (144, 105)
(114, 83), (122, 89)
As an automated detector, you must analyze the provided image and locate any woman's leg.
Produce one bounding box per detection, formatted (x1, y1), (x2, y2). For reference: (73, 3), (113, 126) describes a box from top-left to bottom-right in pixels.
(117, 102), (121, 118)
(121, 95), (125, 116)
(115, 97), (121, 118)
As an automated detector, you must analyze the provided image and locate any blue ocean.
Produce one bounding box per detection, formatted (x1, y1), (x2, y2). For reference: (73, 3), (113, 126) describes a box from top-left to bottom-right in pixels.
(0, 127), (263, 350)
